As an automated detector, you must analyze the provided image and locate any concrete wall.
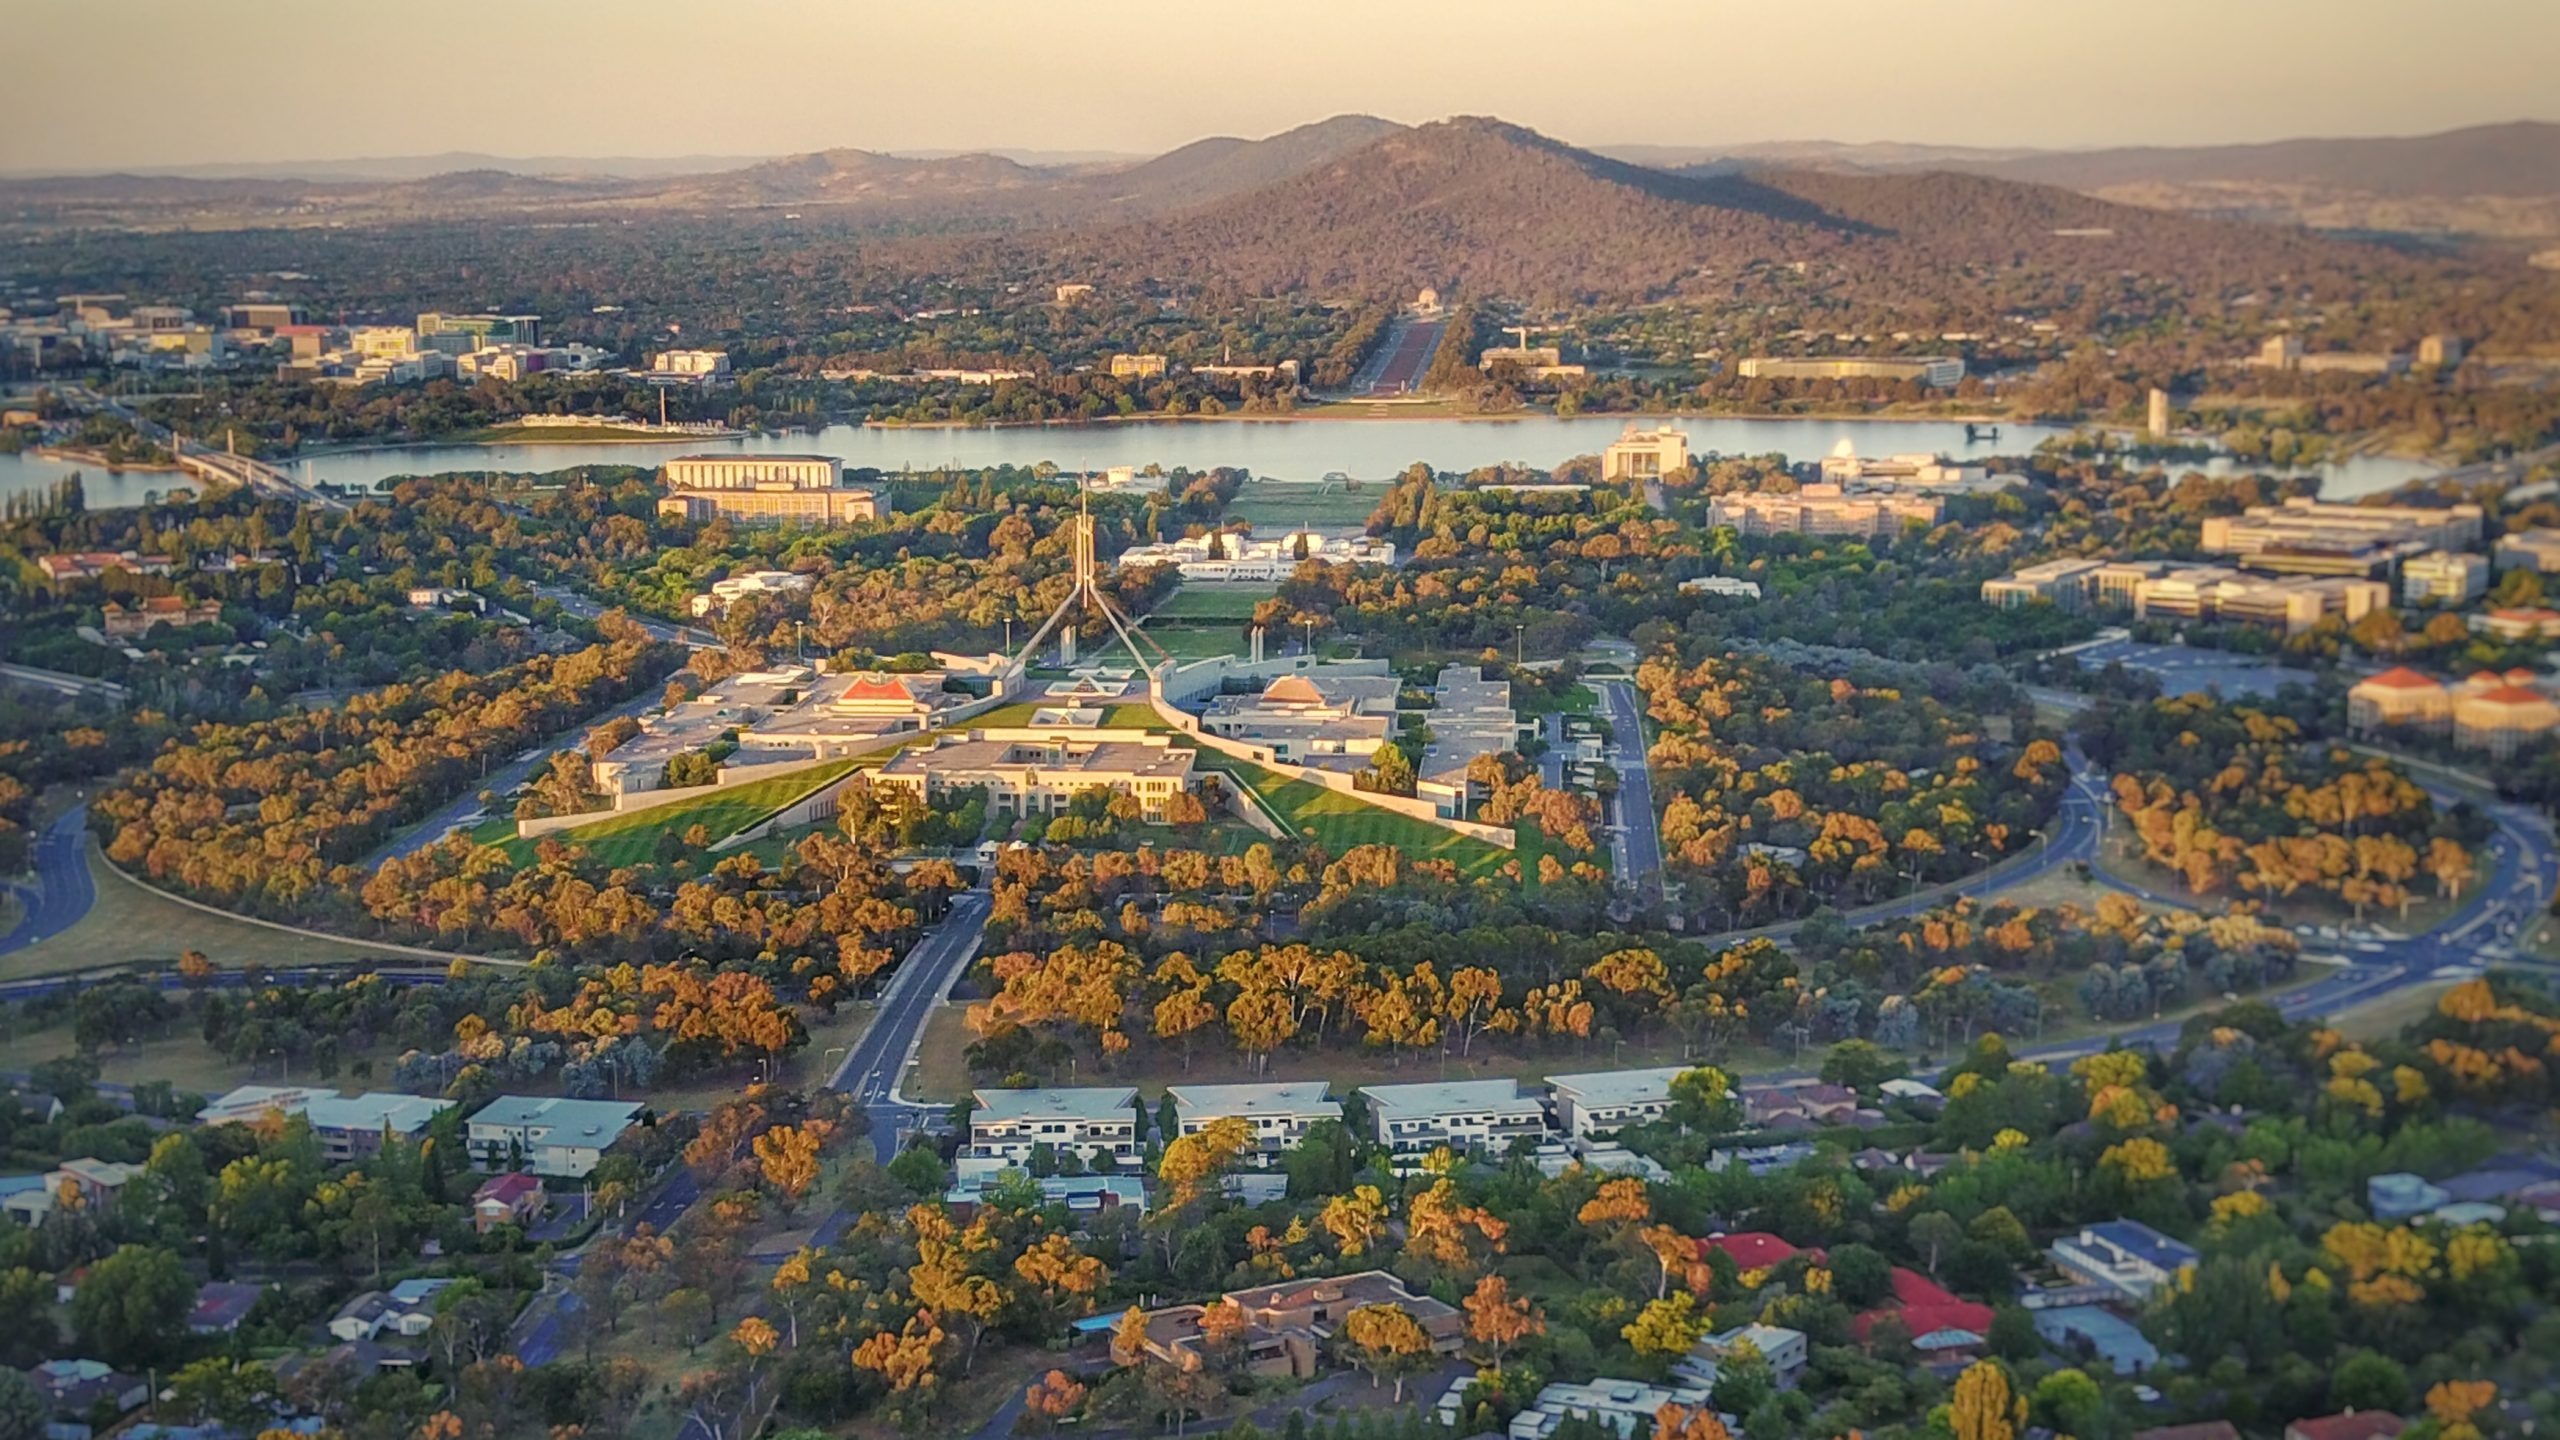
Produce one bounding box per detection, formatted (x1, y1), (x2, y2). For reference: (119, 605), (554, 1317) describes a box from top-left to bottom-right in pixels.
(513, 735), (916, 842)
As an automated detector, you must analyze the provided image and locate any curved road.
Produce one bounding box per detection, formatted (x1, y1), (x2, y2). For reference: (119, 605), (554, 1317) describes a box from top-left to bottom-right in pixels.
(0, 806), (96, 958)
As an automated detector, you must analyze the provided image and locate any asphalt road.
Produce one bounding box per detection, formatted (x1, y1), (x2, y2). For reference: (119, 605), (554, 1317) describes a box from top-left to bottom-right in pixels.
(828, 887), (995, 1163)
(0, 806), (97, 957)
(1594, 679), (1664, 897)
(368, 684), (671, 865)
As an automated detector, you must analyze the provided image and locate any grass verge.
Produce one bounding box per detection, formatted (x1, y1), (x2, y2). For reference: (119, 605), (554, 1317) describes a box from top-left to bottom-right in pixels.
(501, 760), (859, 866)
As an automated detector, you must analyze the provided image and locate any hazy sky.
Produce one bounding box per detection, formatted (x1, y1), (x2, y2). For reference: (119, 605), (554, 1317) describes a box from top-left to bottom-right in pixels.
(10, 0), (2556, 171)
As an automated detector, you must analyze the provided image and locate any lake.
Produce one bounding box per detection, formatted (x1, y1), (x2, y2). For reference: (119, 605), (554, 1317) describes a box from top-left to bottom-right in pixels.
(0, 413), (2442, 509)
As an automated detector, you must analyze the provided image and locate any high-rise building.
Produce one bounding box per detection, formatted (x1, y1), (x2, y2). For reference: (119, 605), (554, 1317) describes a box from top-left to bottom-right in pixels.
(2146, 387), (2171, 438)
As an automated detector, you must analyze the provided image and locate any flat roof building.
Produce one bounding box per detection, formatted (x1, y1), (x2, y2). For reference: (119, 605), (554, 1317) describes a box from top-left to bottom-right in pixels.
(1360, 1078), (1549, 1155)
(1708, 484), (1941, 539)
(2402, 549), (2490, 605)
(2048, 1220), (2199, 1306)
(2200, 498), (2484, 573)
(1547, 1066), (1704, 1139)
(1199, 671), (1400, 769)
(466, 1096), (643, 1177)
(1981, 558), (2106, 611)
(1600, 426), (1691, 484)
(658, 485), (885, 527)
(663, 454), (841, 490)
(1738, 355), (1965, 387)
(1418, 664), (1521, 810)
(2494, 528), (2560, 574)
(969, 1087), (1139, 1168)
(878, 729), (1198, 822)
(1167, 1082), (1342, 1158)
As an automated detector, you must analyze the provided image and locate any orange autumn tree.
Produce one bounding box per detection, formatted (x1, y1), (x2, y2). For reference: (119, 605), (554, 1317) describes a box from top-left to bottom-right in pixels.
(1657, 1404), (1735, 1440)
(1462, 1273), (1544, 1366)
(752, 1122), (828, 1212)
(852, 1310), (945, 1394)
(1338, 1302), (1433, 1402)
(1023, 1370), (1087, 1433)
(1950, 1360), (2023, 1440)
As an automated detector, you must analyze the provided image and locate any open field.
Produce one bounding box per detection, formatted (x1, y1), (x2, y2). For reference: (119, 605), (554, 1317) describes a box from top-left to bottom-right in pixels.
(1141, 626), (1254, 660)
(2, 846), (423, 980)
(501, 759), (859, 866)
(2332, 977), (2457, 1043)
(1149, 584), (1276, 620)
(6, 1016), (403, 1097)
(1227, 477), (1381, 528)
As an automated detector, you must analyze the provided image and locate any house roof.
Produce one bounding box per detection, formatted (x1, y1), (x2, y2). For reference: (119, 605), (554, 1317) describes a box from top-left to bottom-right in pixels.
(2467, 684), (2553, 706)
(1166, 1081), (1338, 1120)
(2357, 666), (2440, 690)
(188, 1280), (265, 1332)
(473, 1173), (544, 1205)
(1851, 1267), (1995, 1345)
(2136, 1424), (2242, 1440)
(2287, 1415), (2406, 1440)
(2082, 1218), (2201, 1271)
(1360, 1078), (1538, 1116)
(1697, 1231), (1813, 1271)
(971, 1087), (1138, 1124)
(466, 1095), (643, 1142)
(1546, 1066), (1696, 1107)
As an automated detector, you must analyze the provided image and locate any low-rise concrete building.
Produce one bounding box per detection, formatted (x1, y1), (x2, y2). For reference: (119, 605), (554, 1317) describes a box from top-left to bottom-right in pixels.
(1546, 1066), (1697, 1139)
(1507, 1377), (1723, 1440)
(2347, 666), (2453, 736)
(2401, 549), (2490, 605)
(968, 1087), (1139, 1169)
(876, 730), (1198, 822)
(1600, 426), (1690, 483)
(1981, 558), (2106, 611)
(1360, 1078), (1550, 1156)
(1708, 483), (1942, 539)
(1128, 1270), (1462, 1381)
(465, 1096), (643, 1177)
(1198, 671), (1399, 768)
(2048, 1220), (2199, 1305)
(1166, 1082), (1342, 1159)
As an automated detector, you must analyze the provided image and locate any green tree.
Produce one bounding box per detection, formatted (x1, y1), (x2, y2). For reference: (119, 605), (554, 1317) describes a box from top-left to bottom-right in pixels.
(1820, 1039), (1906, 1092)
(2030, 1368), (2103, 1436)
(69, 1244), (194, 1367)
(2330, 1350), (2411, 1413)
(0, 1367), (46, 1440)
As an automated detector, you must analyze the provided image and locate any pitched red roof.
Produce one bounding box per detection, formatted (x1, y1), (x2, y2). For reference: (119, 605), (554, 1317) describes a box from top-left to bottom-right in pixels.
(2357, 666), (2439, 690)
(2287, 1414), (2405, 1440)
(2507, 667), (2540, 682)
(2489, 608), (2560, 622)
(1696, 1231), (1818, 1270)
(2471, 684), (2551, 706)
(1850, 1268), (1995, 1345)
(473, 1173), (543, 1204)
(840, 673), (920, 701)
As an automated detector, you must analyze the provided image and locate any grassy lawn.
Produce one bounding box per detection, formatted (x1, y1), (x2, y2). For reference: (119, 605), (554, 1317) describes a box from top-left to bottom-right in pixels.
(1192, 750), (1510, 877)
(911, 1004), (975, 1103)
(1150, 585), (1276, 621)
(501, 760), (859, 866)
(2333, 977), (2457, 1044)
(1142, 626), (1254, 661)
(1227, 478), (1380, 529)
(1, 845), (423, 980)
(1516, 683), (1599, 717)
(3, 1014), (404, 1097)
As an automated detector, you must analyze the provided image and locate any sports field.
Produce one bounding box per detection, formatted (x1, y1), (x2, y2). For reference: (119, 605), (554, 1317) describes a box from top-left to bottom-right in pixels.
(500, 759), (859, 866)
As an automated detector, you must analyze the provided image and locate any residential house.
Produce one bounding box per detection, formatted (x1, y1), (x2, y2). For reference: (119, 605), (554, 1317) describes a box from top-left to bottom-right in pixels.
(2286, 1414), (2407, 1440)
(26, 1359), (147, 1438)
(1166, 1082), (1341, 1160)
(464, 1096), (643, 1177)
(1743, 1082), (1861, 1128)
(188, 1280), (266, 1335)
(1698, 1230), (1822, 1274)
(967, 1087), (1139, 1169)
(1851, 1268), (1996, 1357)
(472, 1173), (548, 1233)
(2048, 1220), (2200, 1305)
(1, 1158), (142, 1225)
(1123, 1270), (1461, 1380)
(1673, 1322), (1809, 1390)
(328, 1288), (438, 1343)
(1359, 1078), (1550, 1156)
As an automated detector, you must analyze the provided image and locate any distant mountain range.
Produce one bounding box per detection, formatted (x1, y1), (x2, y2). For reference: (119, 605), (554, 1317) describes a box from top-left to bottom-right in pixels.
(1, 115), (2544, 300)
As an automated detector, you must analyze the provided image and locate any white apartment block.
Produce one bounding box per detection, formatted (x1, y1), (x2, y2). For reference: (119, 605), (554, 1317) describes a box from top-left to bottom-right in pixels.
(1547, 1066), (1700, 1139)
(1166, 1082), (1342, 1159)
(1360, 1079), (1550, 1156)
(2401, 550), (2490, 606)
(969, 1087), (1139, 1167)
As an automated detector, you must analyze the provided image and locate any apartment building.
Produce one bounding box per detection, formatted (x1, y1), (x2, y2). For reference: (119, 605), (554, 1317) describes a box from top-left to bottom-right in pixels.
(465, 1096), (643, 1177)
(2129, 567), (2390, 636)
(1737, 355), (1965, 387)
(1547, 1066), (1698, 1139)
(1707, 484), (1942, 539)
(301, 1094), (456, 1163)
(2401, 549), (2490, 605)
(967, 1087), (1139, 1168)
(1599, 426), (1691, 483)
(1360, 1078), (1550, 1155)
(1166, 1082), (1342, 1159)
(1504, 1378), (1722, 1440)
(2453, 675), (2560, 759)
(876, 730), (1198, 821)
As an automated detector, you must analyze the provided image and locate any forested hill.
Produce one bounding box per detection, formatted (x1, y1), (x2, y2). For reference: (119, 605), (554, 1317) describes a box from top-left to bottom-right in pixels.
(1025, 116), (2429, 306)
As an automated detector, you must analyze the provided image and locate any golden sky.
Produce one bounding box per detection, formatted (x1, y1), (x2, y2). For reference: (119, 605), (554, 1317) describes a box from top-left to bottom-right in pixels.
(9, 0), (2555, 171)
